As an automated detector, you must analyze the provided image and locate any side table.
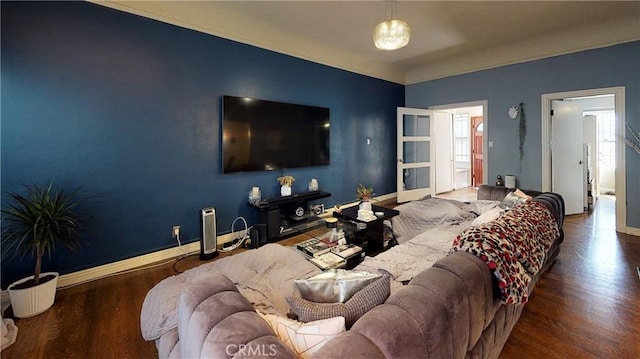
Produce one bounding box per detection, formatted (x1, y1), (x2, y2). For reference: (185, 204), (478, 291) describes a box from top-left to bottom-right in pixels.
(335, 204), (399, 256)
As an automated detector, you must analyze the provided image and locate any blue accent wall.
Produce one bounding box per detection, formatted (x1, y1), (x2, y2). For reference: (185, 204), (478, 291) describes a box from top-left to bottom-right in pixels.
(3, 1), (638, 288)
(1, 1), (403, 287)
(406, 41), (640, 229)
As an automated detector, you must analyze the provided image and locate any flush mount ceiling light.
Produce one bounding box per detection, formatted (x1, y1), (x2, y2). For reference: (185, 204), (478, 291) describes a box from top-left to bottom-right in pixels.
(373, 0), (410, 50)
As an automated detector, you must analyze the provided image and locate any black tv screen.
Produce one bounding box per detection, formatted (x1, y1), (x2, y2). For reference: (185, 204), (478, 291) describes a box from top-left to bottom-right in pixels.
(222, 96), (330, 173)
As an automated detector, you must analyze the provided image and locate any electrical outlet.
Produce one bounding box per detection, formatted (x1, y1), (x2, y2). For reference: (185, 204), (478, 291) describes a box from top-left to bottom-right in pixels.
(172, 225), (180, 238)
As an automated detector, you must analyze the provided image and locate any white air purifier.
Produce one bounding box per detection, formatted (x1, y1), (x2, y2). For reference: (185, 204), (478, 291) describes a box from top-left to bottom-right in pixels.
(505, 175), (516, 188)
(200, 207), (219, 260)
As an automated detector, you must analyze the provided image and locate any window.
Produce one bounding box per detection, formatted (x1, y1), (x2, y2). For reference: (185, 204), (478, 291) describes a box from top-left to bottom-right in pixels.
(585, 110), (615, 169)
(454, 114), (470, 162)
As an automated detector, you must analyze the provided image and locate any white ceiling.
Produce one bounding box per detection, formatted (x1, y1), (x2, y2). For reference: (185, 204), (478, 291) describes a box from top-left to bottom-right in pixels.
(93, 1), (640, 84)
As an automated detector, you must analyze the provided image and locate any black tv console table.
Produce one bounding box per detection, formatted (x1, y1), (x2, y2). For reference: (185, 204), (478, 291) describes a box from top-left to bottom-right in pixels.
(249, 191), (331, 244)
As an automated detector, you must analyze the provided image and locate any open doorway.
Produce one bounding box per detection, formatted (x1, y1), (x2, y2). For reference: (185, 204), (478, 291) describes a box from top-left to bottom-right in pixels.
(472, 116), (484, 187)
(541, 87), (626, 232)
(549, 95), (615, 214)
(451, 113), (483, 188)
(430, 101), (487, 193)
(584, 109), (616, 197)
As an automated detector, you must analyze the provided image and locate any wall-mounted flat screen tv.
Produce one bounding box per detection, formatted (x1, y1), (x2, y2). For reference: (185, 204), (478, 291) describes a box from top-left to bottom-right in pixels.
(222, 95), (330, 174)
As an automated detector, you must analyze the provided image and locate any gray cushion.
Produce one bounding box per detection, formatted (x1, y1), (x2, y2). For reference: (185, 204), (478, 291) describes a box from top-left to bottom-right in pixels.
(287, 275), (390, 328)
(499, 191), (528, 209)
(294, 269), (382, 303)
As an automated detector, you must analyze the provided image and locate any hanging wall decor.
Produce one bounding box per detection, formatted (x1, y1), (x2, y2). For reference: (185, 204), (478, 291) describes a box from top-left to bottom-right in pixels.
(625, 120), (640, 156)
(508, 103), (526, 161)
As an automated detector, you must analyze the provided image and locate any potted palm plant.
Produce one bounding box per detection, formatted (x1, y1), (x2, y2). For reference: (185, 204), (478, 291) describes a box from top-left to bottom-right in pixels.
(1, 182), (87, 318)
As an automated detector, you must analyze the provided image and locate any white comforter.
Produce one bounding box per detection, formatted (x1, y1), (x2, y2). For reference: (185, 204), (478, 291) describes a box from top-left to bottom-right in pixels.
(140, 244), (320, 341)
(356, 223), (469, 292)
(392, 197), (500, 244)
(357, 198), (500, 292)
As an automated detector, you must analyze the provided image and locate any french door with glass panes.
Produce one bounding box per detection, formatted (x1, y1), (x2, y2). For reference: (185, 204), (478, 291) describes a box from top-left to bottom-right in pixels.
(397, 107), (435, 203)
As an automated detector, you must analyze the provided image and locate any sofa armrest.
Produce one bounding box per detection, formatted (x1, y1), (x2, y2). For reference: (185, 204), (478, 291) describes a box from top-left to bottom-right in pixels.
(156, 328), (180, 359)
(477, 185), (515, 201)
(477, 185), (564, 231)
(477, 184), (543, 201)
(177, 273), (296, 359)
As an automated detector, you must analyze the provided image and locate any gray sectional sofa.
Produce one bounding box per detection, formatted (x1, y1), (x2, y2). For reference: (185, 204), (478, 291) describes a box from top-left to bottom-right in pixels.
(154, 185), (565, 358)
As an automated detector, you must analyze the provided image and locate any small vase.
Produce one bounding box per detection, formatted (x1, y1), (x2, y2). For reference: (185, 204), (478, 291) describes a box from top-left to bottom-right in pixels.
(308, 179), (319, 191)
(249, 186), (261, 204)
(359, 200), (372, 211)
(281, 185), (292, 196)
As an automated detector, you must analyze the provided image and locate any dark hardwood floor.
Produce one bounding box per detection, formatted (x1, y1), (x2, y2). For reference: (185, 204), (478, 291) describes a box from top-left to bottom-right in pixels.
(2, 194), (639, 358)
(501, 196), (640, 358)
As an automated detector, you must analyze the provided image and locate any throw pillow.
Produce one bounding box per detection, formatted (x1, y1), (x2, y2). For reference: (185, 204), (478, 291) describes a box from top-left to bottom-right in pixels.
(499, 191), (529, 210)
(470, 207), (504, 227)
(287, 275), (390, 328)
(258, 313), (345, 359)
(294, 269), (382, 303)
(514, 188), (533, 200)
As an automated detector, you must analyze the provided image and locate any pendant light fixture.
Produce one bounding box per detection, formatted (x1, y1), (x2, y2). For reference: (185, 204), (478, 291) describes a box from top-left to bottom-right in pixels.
(373, 0), (410, 50)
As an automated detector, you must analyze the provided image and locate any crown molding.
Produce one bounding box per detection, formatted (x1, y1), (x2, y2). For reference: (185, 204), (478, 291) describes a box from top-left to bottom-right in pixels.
(404, 16), (640, 84)
(90, 1), (639, 85)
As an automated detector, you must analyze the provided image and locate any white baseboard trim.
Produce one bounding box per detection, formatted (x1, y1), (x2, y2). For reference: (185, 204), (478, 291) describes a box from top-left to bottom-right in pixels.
(373, 192), (397, 202)
(57, 231), (239, 288)
(57, 192), (399, 288)
(625, 226), (640, 237)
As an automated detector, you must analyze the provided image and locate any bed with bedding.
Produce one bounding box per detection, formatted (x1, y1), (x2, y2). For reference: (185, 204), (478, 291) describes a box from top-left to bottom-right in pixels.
(140, 196), (498, 351)
(141, 185), (565, 358)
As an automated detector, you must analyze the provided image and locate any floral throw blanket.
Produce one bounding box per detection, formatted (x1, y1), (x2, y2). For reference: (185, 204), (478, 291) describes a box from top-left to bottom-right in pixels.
(451, 200), (559, 304)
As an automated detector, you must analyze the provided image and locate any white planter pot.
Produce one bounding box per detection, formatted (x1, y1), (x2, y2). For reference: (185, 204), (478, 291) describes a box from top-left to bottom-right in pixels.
(8, 272), (59, 318)
(359, 201), (372, 211)
(281, 185), (292, 196)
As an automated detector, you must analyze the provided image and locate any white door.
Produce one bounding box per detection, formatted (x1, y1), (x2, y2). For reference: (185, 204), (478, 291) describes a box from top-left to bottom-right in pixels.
(435, 111), (453, 194)
(582, 114), (598, 197)
(551, 100), (584, 215)
(397, 107), (435, 203)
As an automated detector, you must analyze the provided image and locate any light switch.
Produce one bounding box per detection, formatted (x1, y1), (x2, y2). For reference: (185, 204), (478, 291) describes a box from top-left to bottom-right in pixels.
(366, 138), (371, 145)
(488, 140), (494, 148)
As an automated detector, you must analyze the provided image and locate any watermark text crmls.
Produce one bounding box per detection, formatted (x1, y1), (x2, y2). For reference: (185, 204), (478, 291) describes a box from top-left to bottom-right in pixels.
(226, 344), (278, 357)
